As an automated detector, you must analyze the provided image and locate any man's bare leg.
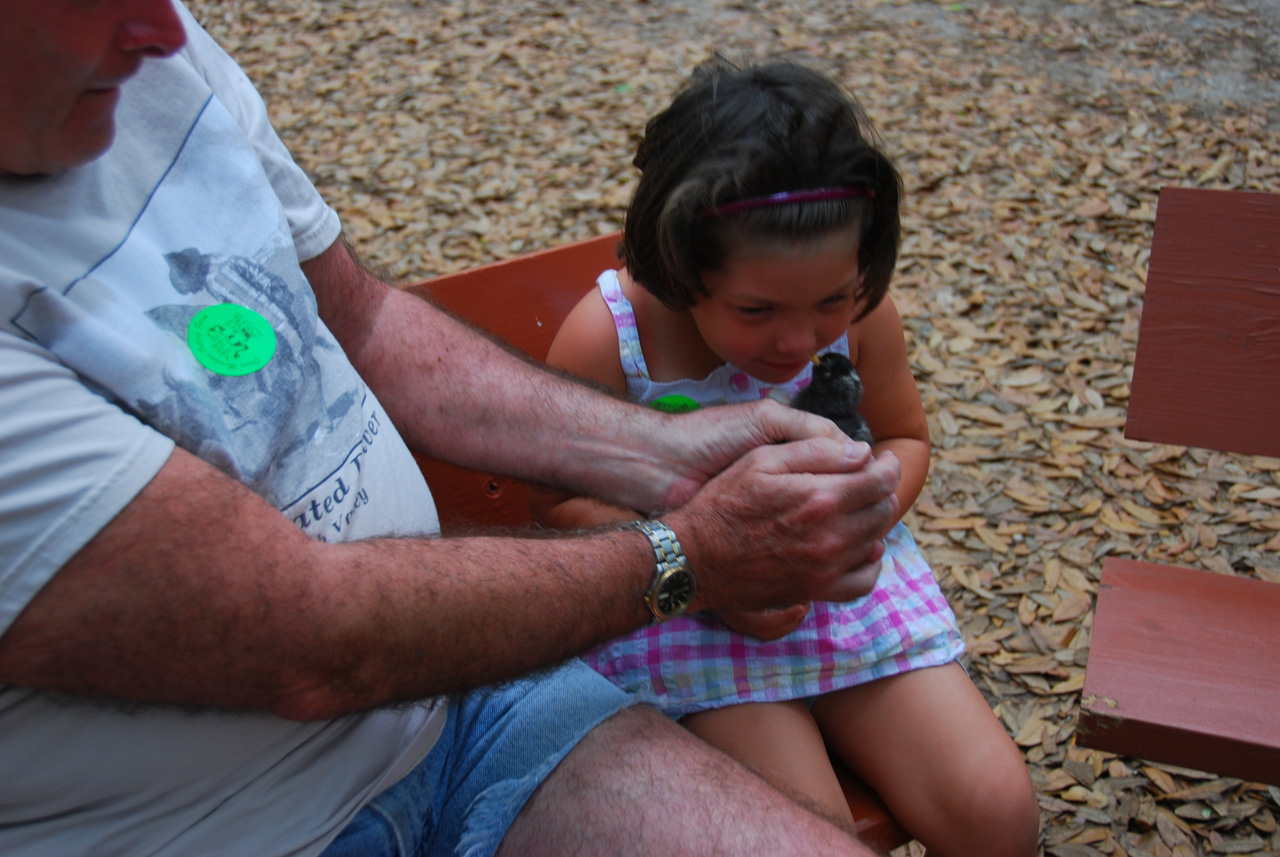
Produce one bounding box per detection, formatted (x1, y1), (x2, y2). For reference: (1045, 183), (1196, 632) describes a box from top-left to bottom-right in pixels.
(497, 705), (882, 856)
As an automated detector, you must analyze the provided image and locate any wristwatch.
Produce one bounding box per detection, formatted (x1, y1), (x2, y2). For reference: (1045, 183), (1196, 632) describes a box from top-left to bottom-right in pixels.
(627, 520), (698, 622)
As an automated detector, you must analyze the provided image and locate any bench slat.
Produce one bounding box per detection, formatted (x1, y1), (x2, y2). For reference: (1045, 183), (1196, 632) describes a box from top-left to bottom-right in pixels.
(1126, 187), (1280, 458)
(1078, 558), (1280, 784)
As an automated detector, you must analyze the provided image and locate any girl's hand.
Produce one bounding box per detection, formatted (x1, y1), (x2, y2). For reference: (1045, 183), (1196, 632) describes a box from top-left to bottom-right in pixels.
(716, 604), (811, 641)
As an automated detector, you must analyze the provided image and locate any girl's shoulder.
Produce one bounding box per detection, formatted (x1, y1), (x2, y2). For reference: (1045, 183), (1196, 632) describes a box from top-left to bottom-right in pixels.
(846, 293), (905, 364)
(545, 270), (629, 395)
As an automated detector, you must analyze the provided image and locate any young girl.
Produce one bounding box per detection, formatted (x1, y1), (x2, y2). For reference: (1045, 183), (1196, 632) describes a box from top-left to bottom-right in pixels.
(532, 57), (1039, 857)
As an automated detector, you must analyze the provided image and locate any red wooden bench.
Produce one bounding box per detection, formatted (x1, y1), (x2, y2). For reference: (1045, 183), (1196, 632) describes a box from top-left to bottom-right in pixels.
(1076, 187), (1280, 784)
(403, 232), (912, 851)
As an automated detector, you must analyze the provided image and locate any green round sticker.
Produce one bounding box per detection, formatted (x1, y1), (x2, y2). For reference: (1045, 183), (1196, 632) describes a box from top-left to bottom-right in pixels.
(187, 303), (277, 376)
(651, 394), (700, 414)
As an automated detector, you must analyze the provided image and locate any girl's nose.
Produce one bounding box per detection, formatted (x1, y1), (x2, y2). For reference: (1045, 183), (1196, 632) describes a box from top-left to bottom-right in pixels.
(774, 323), (817, 358)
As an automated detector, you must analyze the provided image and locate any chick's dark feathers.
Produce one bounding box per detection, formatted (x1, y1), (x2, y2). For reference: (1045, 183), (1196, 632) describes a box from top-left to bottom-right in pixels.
(790, 353), (874, 444)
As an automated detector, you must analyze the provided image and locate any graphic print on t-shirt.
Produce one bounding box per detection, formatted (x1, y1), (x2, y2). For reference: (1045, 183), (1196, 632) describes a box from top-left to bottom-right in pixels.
(140, 247), (359, 497)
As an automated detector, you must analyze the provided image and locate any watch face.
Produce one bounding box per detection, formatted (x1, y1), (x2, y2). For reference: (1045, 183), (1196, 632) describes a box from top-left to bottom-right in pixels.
(655, 568), (696, 617)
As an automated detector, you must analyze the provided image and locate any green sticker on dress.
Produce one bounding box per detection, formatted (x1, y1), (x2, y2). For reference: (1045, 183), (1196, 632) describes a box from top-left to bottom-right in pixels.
(187, 303), (277, 376)
(651, 394), (700, 413)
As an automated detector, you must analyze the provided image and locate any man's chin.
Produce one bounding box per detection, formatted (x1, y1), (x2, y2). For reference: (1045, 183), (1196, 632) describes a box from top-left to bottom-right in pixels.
(4, 126), (117, 177)
(76, 124), (118, 167)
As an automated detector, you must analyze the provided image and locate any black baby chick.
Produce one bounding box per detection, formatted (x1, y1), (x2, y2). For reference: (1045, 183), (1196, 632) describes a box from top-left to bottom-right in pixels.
(790, 353), (874, 445)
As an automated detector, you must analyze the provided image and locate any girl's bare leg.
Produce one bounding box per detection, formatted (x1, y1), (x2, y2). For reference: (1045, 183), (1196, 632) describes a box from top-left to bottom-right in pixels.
(812, 662), (1040, 857)
(683, 698), (855, 831)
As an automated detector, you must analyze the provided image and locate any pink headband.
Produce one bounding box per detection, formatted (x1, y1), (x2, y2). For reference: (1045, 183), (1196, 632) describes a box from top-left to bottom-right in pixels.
(702, 186), (875, 218)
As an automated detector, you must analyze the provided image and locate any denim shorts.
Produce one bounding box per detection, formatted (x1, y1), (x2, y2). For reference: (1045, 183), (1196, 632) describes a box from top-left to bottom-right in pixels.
(320, 659), (632, 857)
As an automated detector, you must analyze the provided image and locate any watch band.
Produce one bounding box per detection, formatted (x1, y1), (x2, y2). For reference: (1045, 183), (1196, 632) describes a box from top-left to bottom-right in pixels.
(626, 520), (697, 622)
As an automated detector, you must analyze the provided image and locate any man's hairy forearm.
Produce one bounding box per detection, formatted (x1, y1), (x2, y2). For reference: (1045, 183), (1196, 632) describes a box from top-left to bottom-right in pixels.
(0, 447), (653, 720)
(304, 241), (687, 514)
(298, 529), (656, 719)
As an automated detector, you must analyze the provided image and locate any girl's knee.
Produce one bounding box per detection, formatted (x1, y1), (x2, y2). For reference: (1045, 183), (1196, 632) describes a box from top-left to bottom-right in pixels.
(906, 751), (1038, 857)
(957, 757), (1040, 857)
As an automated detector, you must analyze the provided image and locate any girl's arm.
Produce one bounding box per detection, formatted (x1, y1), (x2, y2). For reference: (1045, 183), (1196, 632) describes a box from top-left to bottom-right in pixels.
(849, 296), (931, 524)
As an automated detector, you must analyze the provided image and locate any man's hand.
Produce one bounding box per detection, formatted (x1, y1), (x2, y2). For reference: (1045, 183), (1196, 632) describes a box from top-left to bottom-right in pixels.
(666, 440), (900, 614)
(648, 399), (857, 512)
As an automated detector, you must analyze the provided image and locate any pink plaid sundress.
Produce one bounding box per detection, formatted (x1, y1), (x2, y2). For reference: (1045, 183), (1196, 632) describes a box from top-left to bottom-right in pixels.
(585, 271), (965, 716)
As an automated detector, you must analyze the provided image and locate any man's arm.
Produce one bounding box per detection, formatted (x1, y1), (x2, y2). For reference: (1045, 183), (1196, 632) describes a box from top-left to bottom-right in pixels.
(0, 445), (648, 719)
(301, 239), (846, 513)
(0, 436), (896, 721)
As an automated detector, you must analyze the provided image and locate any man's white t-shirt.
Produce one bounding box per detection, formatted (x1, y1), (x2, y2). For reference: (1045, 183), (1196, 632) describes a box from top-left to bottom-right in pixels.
(0, 6), (445, 855)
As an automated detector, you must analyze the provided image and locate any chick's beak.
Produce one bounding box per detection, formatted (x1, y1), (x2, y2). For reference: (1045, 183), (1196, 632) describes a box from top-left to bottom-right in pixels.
(809, 354), (822, 365)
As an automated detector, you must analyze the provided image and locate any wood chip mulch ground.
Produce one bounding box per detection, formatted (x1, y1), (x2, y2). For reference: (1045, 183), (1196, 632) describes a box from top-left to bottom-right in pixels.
(187, 2), (1280, 854)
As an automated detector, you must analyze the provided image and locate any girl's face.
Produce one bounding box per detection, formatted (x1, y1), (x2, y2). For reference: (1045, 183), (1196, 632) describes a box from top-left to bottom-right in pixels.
(691, 230), (864, 385)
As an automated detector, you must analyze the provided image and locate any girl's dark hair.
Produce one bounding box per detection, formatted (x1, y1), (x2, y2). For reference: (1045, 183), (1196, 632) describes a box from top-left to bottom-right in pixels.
(623, 56), (902, 316)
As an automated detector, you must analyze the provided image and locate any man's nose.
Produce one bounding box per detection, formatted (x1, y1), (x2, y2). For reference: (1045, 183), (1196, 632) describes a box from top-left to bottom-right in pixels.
(116, 0), (187, 58)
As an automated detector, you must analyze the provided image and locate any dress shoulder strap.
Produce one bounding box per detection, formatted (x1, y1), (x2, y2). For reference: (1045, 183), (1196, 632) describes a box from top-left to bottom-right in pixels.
(595, 269), (652, 384)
